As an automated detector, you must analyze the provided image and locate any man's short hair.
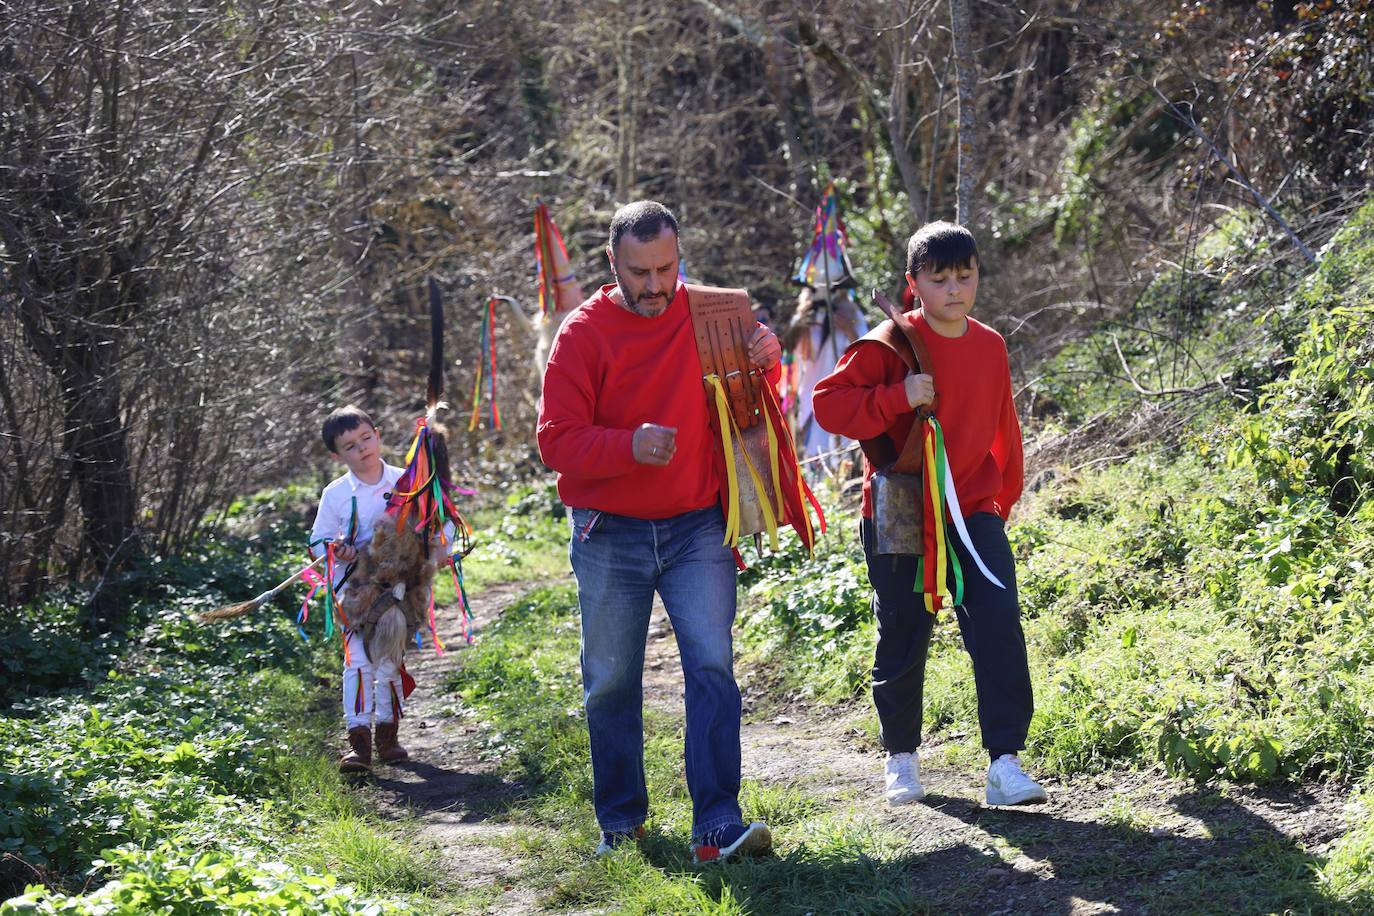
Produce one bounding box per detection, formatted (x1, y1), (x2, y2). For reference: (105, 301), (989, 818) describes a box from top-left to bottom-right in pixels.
(322, 404), (375, 452)
(609, 201), (679, 254)
(906, 221), (980, 276)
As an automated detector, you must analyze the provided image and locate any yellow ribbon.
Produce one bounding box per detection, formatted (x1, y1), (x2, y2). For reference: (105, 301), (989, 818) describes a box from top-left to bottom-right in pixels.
(922, 429), (950, 614)
(705, 375), (779, 550)
(764, 408), (784, 523)
(739, 436), (781, 553)
(763, 381), (817, 547)
(706, 376), (743, 546)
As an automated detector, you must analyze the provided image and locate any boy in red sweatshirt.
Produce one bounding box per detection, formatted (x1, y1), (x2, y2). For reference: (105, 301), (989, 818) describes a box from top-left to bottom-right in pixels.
(812, 221), (1046, 807)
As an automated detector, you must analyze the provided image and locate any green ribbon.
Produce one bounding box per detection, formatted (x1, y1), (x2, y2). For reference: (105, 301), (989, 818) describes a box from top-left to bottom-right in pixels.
(912, 418), (964, 607)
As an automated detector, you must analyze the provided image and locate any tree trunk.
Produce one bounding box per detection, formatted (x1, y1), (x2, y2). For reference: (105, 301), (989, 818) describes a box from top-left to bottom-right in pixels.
(332, 27), (382, 405)
(616, 25), (638, 199)
(949, 0), (982, 227)
(8, 252), (143, 629)
(762, 10), (812, 192)
(60, 359), (140, 632)
(886, 5), (928, 223)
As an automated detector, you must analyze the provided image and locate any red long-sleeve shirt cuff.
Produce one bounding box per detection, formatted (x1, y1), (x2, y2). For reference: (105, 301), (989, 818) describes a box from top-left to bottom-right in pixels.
(764, 360), (782, 388)
(876, 382), (912, 423)
(614, 428), (637, 468)
(538, 424), (639, 479)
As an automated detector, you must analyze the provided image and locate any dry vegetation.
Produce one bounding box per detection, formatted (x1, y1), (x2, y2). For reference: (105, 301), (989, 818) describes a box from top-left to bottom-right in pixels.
(2, 0), (1368, 626)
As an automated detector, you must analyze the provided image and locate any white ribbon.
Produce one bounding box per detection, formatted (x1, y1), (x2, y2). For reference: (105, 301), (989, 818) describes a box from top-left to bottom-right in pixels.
(942, 460), (1007, 590)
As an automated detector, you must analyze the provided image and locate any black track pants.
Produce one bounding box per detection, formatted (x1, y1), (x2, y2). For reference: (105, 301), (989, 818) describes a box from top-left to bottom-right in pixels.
(862, 512), (1034, 754)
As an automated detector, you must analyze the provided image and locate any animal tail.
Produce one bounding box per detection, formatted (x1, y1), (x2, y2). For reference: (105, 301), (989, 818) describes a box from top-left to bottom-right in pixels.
(370, 605), (408, 673)
(426, 277), (445, 420)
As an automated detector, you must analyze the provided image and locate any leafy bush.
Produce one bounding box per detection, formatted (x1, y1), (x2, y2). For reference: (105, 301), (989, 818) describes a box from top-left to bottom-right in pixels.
(739, 517), (878, 700)
(1002, 199), (1374, 783)
(1, 646), (313, 891)
(1238, 0), (1374, 188)
(1, 845), (394, 915)
(1, 492), (418, 911)
(0, 527), (302, 708)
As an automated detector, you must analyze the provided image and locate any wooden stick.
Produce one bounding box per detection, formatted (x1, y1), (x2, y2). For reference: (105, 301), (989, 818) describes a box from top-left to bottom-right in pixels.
(197, 554), (327, 622)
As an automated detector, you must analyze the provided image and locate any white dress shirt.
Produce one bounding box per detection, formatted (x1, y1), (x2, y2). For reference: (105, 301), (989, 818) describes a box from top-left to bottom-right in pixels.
(309, 463), (405, 586)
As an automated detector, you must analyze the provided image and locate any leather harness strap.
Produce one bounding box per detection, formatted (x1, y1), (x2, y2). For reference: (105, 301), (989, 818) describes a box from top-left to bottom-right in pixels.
(849, 312), (937, 475)
(684, 282), (826, 551)
(686, 284), (761, 429)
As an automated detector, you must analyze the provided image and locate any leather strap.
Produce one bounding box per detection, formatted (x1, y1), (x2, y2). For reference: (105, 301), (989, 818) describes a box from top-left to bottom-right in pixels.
(686, 284), (761, 429)
(847, 300), (938, 475)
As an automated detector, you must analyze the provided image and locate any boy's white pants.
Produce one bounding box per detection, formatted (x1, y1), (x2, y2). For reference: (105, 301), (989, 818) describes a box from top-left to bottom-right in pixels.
(342, 629), (403, 729)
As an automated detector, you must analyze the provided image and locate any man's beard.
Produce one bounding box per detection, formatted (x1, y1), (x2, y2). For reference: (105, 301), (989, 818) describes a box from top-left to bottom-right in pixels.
(615, 276), (676, 317)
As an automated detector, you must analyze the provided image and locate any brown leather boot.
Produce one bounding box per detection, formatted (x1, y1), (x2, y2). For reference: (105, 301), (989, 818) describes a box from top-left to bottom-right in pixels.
(339, 726), (372, 773)
(375, 720), (409, 763)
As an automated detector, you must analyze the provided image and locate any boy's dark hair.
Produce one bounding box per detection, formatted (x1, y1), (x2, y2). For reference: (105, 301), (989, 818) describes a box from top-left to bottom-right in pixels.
(609, 200), (679, 254)
(906, 221), (980, 276)
(322, 404), (375, 452)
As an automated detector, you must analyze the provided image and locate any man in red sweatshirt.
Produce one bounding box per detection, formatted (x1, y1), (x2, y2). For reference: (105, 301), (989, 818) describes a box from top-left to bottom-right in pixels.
(537, 201), (780, 864)
(812, 221), (1047, 809)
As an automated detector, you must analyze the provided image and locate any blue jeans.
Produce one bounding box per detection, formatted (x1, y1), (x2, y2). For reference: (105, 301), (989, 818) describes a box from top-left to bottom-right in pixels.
(568, 504), (743, 842)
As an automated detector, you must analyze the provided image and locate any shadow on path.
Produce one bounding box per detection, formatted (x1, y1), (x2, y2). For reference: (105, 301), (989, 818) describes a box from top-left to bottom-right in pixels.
(922, 787), (1339, 915)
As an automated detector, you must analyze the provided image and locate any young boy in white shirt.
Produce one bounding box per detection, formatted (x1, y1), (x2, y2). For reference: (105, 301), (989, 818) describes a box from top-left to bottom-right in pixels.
(308, 404), (408, 773)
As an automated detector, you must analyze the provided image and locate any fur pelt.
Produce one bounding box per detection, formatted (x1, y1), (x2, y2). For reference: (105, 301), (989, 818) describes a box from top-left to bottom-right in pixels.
(535, 308), (575, 377)
(341, 520), (437, 670)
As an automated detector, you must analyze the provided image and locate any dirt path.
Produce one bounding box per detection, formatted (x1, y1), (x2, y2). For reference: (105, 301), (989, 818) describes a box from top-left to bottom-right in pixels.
(639, 604), (1351, 915)
(360, 581), (555, 915)
(361, 587), (1351, 915)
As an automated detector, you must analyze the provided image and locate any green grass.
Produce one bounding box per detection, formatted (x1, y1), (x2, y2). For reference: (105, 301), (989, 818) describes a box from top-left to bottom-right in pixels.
(277, 753), (441, 898)
(1320, 783), (1374, 907)
(299, 816), (439, 896)
(445, 483), (570, 594)
(1, 514), (443, 913)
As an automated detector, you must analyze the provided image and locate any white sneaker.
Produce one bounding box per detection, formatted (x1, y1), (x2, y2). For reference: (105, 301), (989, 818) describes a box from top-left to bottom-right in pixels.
(885, 752), (925, 805)
(593, 825), (645, 857)
(986, 754), (1048, 806)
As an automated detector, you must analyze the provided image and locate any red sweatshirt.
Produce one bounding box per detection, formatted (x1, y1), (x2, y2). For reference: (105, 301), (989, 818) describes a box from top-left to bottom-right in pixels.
(812, 309), (1023, 520)
(538, 283), (781, 519)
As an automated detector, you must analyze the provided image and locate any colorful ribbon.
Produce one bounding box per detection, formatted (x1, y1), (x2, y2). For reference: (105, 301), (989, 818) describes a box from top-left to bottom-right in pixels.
(444, 546), (475, 646)
(916, 418), (960, 613)
(468, 297), (501, 431)
(301, 497), (359, 660)
(941, 448), (1007, 592)
(298, 567), (323, 639)
(534, 198), (581, 317)
(778, 351), (800, 415)
(706, 374), (756, 547)
(704, 371), (826, 553)
(757, 375), (826, 548)
(914, 417), (1004, 613)
(794, 180), (855, 288)
(391, 412), (476, 647)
